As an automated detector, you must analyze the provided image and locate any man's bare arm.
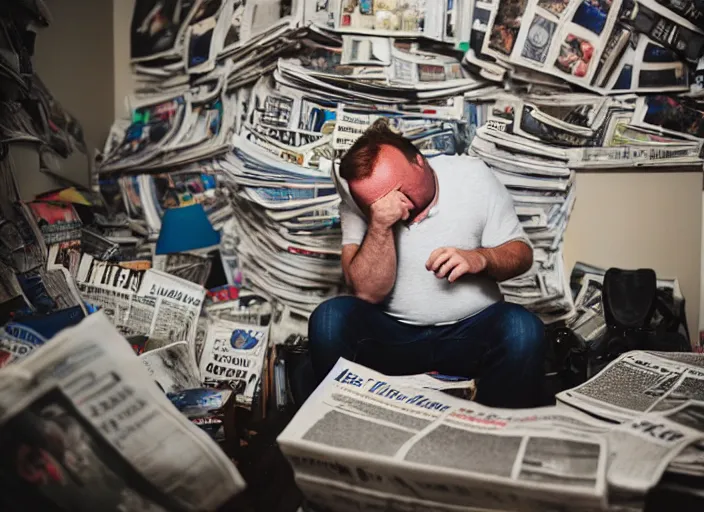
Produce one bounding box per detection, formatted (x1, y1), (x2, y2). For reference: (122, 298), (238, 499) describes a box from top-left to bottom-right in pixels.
(427, 240), (533, 284)
(476, 240), (533, 282)
(341, 188), (412, 303)
(342, 225), (397, 304)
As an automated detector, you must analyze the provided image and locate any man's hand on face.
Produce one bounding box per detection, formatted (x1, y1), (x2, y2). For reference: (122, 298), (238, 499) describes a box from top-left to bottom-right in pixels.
(368, 187), (414, 231)
(425, 247), (487, 283)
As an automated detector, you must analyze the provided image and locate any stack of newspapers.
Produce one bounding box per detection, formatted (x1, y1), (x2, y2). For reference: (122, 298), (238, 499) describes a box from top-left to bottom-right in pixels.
(219, 34), (492, 317)
(0, 4), (247, 510)
(0, 1), (91, 193)
(0, 313), (246, 511)
(568, 261), (689, 345)
(462, 0), (704, 323)
(98, 0), (498, 325)
(92, 1), (704, 339)
(279, 351), (704, 511)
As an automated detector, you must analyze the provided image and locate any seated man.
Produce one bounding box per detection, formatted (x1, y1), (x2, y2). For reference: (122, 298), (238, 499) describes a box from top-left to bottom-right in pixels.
(308, 119), (546, 408)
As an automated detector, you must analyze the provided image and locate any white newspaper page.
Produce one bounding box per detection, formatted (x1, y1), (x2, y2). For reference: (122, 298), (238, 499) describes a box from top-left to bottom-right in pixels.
(278, 358), (610, 512)
(0, 312), (244, 511)
(75, 253), (144, 332)
(295, 473), (489, 512)
(139, 341), (202, 395)
(129, 269), (206, 345)
(606, 413), (704, 491)
(557, 351), (704, 422)
(199, 317), (269, 406)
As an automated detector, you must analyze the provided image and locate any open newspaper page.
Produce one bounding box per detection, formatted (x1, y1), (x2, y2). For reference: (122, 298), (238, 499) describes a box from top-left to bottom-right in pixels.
(280, 358), (704, 510)
(75, 253), (145, 334)
(557, 351), (704, 422)
(0, 312), (244, 511)
(280, 359), (612, 511)
(199, 317), (269, 406)
(127, 269), (205, 346)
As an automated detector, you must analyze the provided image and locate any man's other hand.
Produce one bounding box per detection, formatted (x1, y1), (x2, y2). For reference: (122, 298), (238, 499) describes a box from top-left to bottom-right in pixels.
(368, 188), (413, 230)
(426, 247), (487, 283)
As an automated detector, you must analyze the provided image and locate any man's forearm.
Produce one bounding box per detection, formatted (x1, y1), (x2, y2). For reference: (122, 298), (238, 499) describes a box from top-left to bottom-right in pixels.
(475, 240), (533, 282)
(347, 225), (397, 304)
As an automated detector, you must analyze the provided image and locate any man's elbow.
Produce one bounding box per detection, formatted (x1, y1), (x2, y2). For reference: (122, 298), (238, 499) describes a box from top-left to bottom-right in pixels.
(518, 245), (534, 275)
(499, 243), (533, 281)
(354, 289), (386, 305)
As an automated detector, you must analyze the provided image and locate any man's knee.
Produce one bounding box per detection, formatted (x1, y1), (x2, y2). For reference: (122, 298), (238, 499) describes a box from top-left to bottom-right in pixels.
(498, 303), (546, 361)
(308, 296), (362, 349)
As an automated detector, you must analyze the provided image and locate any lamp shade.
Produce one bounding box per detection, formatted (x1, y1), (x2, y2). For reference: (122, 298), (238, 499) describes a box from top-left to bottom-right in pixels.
(155, 204), (220, 255)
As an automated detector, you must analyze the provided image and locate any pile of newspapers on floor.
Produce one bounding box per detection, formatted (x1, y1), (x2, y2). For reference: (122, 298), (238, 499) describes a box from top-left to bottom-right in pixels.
(281, 352), (704, 512)
(568, 261), (689, 346)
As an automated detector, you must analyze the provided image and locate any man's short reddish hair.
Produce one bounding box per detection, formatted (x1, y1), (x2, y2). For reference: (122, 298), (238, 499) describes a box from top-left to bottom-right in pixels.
(339, 118), (422, 182)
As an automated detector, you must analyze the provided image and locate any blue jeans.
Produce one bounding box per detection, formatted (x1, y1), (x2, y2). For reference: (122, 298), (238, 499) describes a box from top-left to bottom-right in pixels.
(307, 296), (546, 408)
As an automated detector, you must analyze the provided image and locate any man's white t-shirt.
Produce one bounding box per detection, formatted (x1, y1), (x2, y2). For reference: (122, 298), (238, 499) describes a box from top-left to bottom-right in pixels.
(337, 155), (530, 326)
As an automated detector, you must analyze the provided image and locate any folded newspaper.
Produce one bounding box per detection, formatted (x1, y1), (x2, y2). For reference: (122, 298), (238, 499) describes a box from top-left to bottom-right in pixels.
(0, 312), (244, 511)
(279, 352), (704, 511)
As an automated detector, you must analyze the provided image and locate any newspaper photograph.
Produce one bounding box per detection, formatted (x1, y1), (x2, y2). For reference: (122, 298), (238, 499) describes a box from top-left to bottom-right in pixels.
(632, 94), (704, 140)
(130, 0), (199, 62)
(630, 0), (704, 64)
(497, 0), (625, 90)
(47, 240), (82, 277)
(323, 0), (447, 40)
(28, 201), (82, 245)
(0, 312), (244, 511)
(603, 35), (690, 93)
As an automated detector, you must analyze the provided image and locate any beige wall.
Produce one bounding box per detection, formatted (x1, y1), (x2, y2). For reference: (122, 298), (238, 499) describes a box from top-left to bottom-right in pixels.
(114, 0), (136, 119)
(33, 0), (114, 187)
(564, 172), (702, 345)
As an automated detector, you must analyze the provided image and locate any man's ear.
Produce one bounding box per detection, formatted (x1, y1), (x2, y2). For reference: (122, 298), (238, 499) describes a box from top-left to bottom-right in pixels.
(414, 153), (424, 167)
